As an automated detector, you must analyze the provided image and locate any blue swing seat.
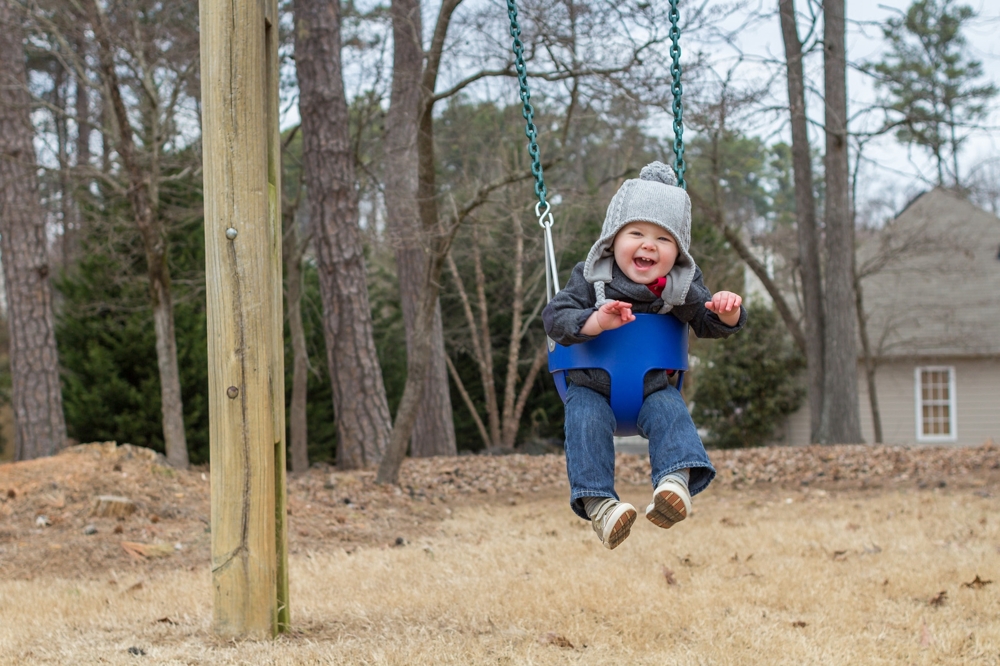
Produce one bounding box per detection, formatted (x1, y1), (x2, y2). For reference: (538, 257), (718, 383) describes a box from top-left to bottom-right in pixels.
(548, 313), (689, 437)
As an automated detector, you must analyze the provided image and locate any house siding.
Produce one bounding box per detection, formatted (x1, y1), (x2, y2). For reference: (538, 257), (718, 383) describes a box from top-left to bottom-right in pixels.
(777, 358), (1000, 447)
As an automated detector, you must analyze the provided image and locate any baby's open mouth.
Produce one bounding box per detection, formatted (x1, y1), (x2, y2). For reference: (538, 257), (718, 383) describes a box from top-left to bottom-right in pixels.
(633, 257), (655, 268)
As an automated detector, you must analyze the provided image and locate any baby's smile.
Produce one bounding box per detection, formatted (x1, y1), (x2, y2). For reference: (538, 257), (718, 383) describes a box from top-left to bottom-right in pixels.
(612, 221), (679, 284)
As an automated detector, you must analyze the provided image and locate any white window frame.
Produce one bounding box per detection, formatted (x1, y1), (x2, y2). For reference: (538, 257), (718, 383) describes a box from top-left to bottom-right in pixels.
(914, 366), (958, 443)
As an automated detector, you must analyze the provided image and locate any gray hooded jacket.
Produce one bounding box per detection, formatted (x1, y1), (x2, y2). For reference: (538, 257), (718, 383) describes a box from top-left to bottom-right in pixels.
(541, 261), (747, 398)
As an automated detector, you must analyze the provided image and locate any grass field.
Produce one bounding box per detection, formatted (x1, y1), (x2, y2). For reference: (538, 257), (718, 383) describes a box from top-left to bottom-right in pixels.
(2, 479), (998, 665)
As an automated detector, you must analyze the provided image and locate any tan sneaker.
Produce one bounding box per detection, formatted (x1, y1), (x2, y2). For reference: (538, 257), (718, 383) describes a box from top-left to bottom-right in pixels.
(645, 477), (691, 529)
(588, 498), (637, 550)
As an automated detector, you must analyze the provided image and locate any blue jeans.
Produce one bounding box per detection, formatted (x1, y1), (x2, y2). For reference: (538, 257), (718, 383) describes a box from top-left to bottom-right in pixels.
(564, 382), (716, 520)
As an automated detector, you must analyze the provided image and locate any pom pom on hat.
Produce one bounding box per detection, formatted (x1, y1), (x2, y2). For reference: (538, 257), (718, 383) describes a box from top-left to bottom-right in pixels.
(639, 161), (678, 187)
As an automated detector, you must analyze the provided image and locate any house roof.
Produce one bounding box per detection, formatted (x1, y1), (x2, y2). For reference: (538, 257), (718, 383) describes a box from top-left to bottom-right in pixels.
(857, 188), (1000, 359)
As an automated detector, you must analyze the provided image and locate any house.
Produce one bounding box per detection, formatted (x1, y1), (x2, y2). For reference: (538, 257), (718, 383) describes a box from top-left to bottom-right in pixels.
(782, 188), (1000, 446)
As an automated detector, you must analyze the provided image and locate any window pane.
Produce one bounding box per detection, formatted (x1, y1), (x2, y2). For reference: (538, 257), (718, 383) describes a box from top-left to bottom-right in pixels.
(918, 368), (954, 438)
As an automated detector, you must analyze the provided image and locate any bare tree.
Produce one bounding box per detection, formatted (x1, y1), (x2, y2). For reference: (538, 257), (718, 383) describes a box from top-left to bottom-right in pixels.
(779, 0), (825, 443)
(280, 127), (313, 474)
(0, 0), (67, 459)
(85, 0), (195, 467)
(375, 0), (687, 483)
(384, 0), (457, 458)
(295, 0), (392, 469)
(685, 72), (807, 353)
(819, 0), (861, 443)
(444, 214), (548, 451)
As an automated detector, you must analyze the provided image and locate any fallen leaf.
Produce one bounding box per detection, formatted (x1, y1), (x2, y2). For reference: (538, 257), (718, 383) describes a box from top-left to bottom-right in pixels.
(539, 632), (574, 649)
(121, 541), (174, 559)
(962, 575), (993, 589)
(662, 566), (677, 585)
(832, 550), (848, 561)
(929, 590), (947, 607)
(792, 621), (807, 628)
(920, 621), (933, 647)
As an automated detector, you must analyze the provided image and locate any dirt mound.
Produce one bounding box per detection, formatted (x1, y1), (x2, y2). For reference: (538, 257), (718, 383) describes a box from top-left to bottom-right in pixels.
(1, 441), (997, 580)
(0, 443), (569, 580)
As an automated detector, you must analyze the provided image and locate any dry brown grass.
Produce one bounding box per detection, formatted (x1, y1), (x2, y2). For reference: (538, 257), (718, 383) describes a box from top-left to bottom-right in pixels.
(2, 480), (998, 665)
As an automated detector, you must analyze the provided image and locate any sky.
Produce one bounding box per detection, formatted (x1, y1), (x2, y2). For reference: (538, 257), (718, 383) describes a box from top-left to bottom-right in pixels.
(695, 0), (1000, 218)
(278, 0), (1000, 221)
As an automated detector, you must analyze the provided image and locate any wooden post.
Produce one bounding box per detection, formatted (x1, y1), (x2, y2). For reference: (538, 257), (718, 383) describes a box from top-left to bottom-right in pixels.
(200, 0), (289, 637)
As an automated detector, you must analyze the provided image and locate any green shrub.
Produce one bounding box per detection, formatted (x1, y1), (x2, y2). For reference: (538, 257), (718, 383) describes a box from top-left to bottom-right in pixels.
(691, 302), (804, 448)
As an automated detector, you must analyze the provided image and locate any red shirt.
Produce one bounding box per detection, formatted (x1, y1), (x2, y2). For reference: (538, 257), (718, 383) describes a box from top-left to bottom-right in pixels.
(645, 276), (674, 375)
(647, 276), (667, 298)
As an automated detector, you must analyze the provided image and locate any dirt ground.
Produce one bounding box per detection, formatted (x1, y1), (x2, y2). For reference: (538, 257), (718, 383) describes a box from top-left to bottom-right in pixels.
(1, 440), (997, 581)
(2, 441), (1000, 665)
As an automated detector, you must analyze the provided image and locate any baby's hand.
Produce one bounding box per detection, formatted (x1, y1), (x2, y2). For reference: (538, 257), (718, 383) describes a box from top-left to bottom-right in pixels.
(705, 291), (743, 326)
(582, 300), (636, 335)
(596, 300), (636, 331)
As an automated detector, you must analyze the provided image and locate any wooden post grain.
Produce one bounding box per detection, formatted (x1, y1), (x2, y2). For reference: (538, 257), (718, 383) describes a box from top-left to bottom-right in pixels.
(200, 0), (288, 637)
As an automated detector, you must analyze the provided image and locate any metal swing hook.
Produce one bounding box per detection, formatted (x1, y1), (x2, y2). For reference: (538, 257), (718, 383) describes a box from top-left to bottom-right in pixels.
(536, 201), (560, 304)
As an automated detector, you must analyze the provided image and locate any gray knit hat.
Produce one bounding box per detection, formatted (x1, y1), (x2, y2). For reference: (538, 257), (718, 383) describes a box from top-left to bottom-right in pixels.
(583, 161), (696, 310)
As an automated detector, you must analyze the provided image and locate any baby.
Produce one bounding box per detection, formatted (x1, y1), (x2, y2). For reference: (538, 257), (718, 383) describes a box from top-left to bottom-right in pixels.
(541, 162), (746, 549)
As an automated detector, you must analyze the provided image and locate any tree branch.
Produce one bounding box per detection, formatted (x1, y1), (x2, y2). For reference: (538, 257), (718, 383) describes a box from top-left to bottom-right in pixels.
(444, 355), (492, 449)
(511, 343), (548, 447)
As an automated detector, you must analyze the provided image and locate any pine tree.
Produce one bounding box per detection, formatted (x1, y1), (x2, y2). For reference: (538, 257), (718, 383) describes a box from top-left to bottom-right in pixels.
(869, 0), (998, 187)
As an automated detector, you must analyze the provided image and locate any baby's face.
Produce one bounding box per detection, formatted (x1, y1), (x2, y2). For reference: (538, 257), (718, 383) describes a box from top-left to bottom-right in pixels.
(612, 221), (679, 284)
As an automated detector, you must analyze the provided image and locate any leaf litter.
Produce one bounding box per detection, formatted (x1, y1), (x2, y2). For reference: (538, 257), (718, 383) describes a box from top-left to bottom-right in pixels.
(1, 440), (998, 580)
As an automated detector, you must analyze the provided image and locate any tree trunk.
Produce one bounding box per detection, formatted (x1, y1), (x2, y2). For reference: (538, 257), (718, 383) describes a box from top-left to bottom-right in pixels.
(779, 0), (825, 443)
(854, 273), (882, 443)
(295, 0), (391, 469)
(68, 31), (90, 264)
(471, 237), (502, 445)
(0, 0), (68, 460)
(283, 210), (310, 474)
(499, 214), (526, 448)
(52, 65), (74, 267)
(90, 0), (189, 467)
(819, 0), (862, 443)
(377, 0), (464, 485)
(148, 253), (189, 467)
(74, 33), (91, 170)
(384, 0), (456, 458)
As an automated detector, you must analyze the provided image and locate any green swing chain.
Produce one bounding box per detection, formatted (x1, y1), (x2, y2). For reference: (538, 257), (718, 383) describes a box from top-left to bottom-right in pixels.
(506, 0), (547, 210)
(507, 0), (561, 305)
(668, 0), (687, 190)
(507, 0), (687, 301)
(506, 0), (687, 191)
